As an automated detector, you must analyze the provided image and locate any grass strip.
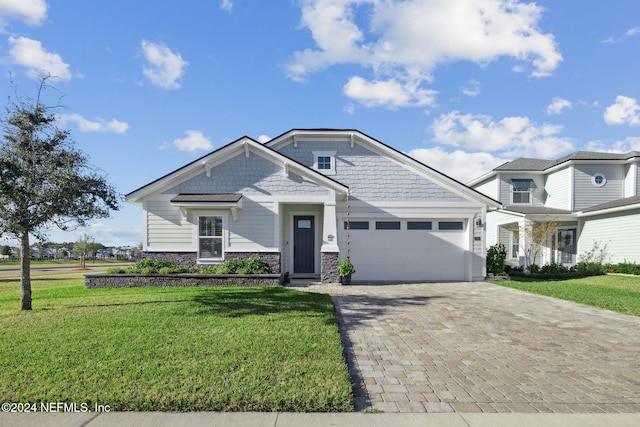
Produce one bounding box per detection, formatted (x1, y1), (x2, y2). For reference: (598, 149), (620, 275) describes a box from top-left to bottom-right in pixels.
(489, 275), (640, 316)
(0, 274), (354, 412)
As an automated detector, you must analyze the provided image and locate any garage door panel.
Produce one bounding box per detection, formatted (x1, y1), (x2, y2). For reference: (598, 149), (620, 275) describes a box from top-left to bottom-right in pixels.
(340, 219), (468, 281)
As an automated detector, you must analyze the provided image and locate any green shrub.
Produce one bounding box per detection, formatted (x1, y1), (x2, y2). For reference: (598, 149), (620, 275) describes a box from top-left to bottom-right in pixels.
(611, 261), (640, 275)
(242, 255), (272, 274)
(128, 257), (175, 274)
(539, 261), (569, 274)
(107, 256), (273, 275)
(486, 243), (507, 274)
(573, 262), (607, 273)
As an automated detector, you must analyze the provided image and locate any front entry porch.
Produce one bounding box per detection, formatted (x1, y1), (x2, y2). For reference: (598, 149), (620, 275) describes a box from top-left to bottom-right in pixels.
(280, 201), (340, 282)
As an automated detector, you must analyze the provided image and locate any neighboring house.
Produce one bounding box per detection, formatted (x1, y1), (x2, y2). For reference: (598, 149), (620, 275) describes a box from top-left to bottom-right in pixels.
(469, 151), (640, 268)
(126, 129), (500, 282)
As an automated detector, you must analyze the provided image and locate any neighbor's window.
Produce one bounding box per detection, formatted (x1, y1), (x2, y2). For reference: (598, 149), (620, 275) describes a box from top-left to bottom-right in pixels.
(199, 216), (223, 259)
(591, 173), (606, 187)
(511, 179), (535, 204)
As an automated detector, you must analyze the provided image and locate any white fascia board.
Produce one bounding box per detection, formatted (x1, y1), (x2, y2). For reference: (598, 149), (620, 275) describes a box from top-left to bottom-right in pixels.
(266, 129), (354, 149)
(578, 203), (640, 218)
(467, 171), (497, 187)
(268, 129), (500, 207)
(125, 139), (251, 204)
(345, 200), (482, 209)
(126, 137), (347, 204)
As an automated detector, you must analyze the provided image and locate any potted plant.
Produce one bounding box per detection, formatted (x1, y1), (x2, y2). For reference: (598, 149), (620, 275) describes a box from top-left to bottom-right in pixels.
(338, 258), (356, 285)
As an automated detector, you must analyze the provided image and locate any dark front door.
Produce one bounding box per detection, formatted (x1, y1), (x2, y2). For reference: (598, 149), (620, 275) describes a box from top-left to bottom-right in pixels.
(294, 216), (315, 274)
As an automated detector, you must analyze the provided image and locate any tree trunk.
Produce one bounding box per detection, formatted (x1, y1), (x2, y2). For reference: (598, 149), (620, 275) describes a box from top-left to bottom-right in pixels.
(20, 233), (32, 311)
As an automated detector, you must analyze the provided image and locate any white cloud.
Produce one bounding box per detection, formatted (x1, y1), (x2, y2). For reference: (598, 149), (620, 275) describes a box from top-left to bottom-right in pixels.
(220, 0), (233, 12)
(0, 0), (47, 30)
(409, 146), (508, 184)
(171, 130), (213, 152)
(140, 40), (188, 89)
(288, 0), (561, 108)
(8, 36), (72, 80)
(603, 26), (640, 44)
(604, 95), (640, 126)
(257, 134), (271, 143)
(461, 80), (480, 97)
(626, 26), (640, 37)
(343, 76), (436, 109)
(430, 111), (574, 158)
(586, 137), (640, 153)
(546, 97), (572, 115)
(58, 114), (129, 134)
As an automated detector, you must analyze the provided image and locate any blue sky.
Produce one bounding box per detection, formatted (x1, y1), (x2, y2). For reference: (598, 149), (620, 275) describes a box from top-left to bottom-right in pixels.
(1, 0), (639, 247)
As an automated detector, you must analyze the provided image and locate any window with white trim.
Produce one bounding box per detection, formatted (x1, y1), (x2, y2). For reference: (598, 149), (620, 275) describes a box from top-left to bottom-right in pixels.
(198, 216), (223, 259)
(511, 179), (535, 204)
(312, 151), (336, 175)
(511, 231), (519, 259)
(591, 173), (606, 187)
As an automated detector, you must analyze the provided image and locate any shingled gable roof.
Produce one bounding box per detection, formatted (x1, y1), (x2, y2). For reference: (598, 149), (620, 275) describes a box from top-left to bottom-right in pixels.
(495, 151), (640, 172)
(125, 135), (348, 204)
(266, 128), (501, 208)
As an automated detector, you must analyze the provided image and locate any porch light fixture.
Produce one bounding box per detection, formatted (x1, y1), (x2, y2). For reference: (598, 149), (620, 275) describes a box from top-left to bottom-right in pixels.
(475, 219), (482, 227)
(327, 234), (334, 242)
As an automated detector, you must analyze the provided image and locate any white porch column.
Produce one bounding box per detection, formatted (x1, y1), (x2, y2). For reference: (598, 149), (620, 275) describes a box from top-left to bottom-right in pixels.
(321, 201), (339, 252)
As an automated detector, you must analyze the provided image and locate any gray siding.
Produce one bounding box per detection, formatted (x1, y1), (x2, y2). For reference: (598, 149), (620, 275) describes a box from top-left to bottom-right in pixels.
(165, 152), (329, 196)
(498, 174), (544, 206)
(574, 165), (623, 210)
(228, 200), (275, 249)
(146, 199), (192, 249)
(473, 178), (497, 200)
(544, 167), (571, 210)
(277, 141), (466, 202)
(579, 209), (640, 263)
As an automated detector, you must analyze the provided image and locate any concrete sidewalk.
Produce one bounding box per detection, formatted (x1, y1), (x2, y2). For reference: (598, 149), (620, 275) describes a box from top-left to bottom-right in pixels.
(2, 412), (640, 427)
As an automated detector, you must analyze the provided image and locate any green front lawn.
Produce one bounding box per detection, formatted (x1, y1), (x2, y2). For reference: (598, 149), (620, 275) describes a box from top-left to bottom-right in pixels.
(489, 275), (640, 316)
(0, 273), (354, 412)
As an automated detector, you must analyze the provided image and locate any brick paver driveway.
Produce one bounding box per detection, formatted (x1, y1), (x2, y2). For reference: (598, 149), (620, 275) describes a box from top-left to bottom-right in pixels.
(296, 282), (640, 413)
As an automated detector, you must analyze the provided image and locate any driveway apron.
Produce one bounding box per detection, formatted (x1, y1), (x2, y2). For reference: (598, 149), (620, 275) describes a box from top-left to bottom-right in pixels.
(295, 282), (640, 413)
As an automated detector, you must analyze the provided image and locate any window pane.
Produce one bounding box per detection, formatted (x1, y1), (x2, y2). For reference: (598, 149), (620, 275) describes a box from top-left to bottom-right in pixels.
(199, 216), (222, 237)
(439, 221), (464, 230)
(297, 219), (312, 229)
(407, 221), (432, 230)
(317, 156), (331, 170)
(199, 237), (222, 258)
(376, 221), (400, 230)
(344, 221), (369, 230)
(513, 191), (530, 204)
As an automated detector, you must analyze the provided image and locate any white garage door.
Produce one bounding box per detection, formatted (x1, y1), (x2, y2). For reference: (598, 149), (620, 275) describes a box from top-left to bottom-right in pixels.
(338, 219), (469, 282)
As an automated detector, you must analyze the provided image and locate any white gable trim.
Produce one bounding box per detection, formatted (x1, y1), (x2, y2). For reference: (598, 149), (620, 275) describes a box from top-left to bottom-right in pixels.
(126, 136), (348, 204)
(267, 129), (501, 209)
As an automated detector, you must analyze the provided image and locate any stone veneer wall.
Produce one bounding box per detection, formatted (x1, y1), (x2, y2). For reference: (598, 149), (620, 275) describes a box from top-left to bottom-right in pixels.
(142, 251), (281, 274)
(85, 274), (282, 289)
(321, 252), (340, 283)
(142, 252), (197, 266)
